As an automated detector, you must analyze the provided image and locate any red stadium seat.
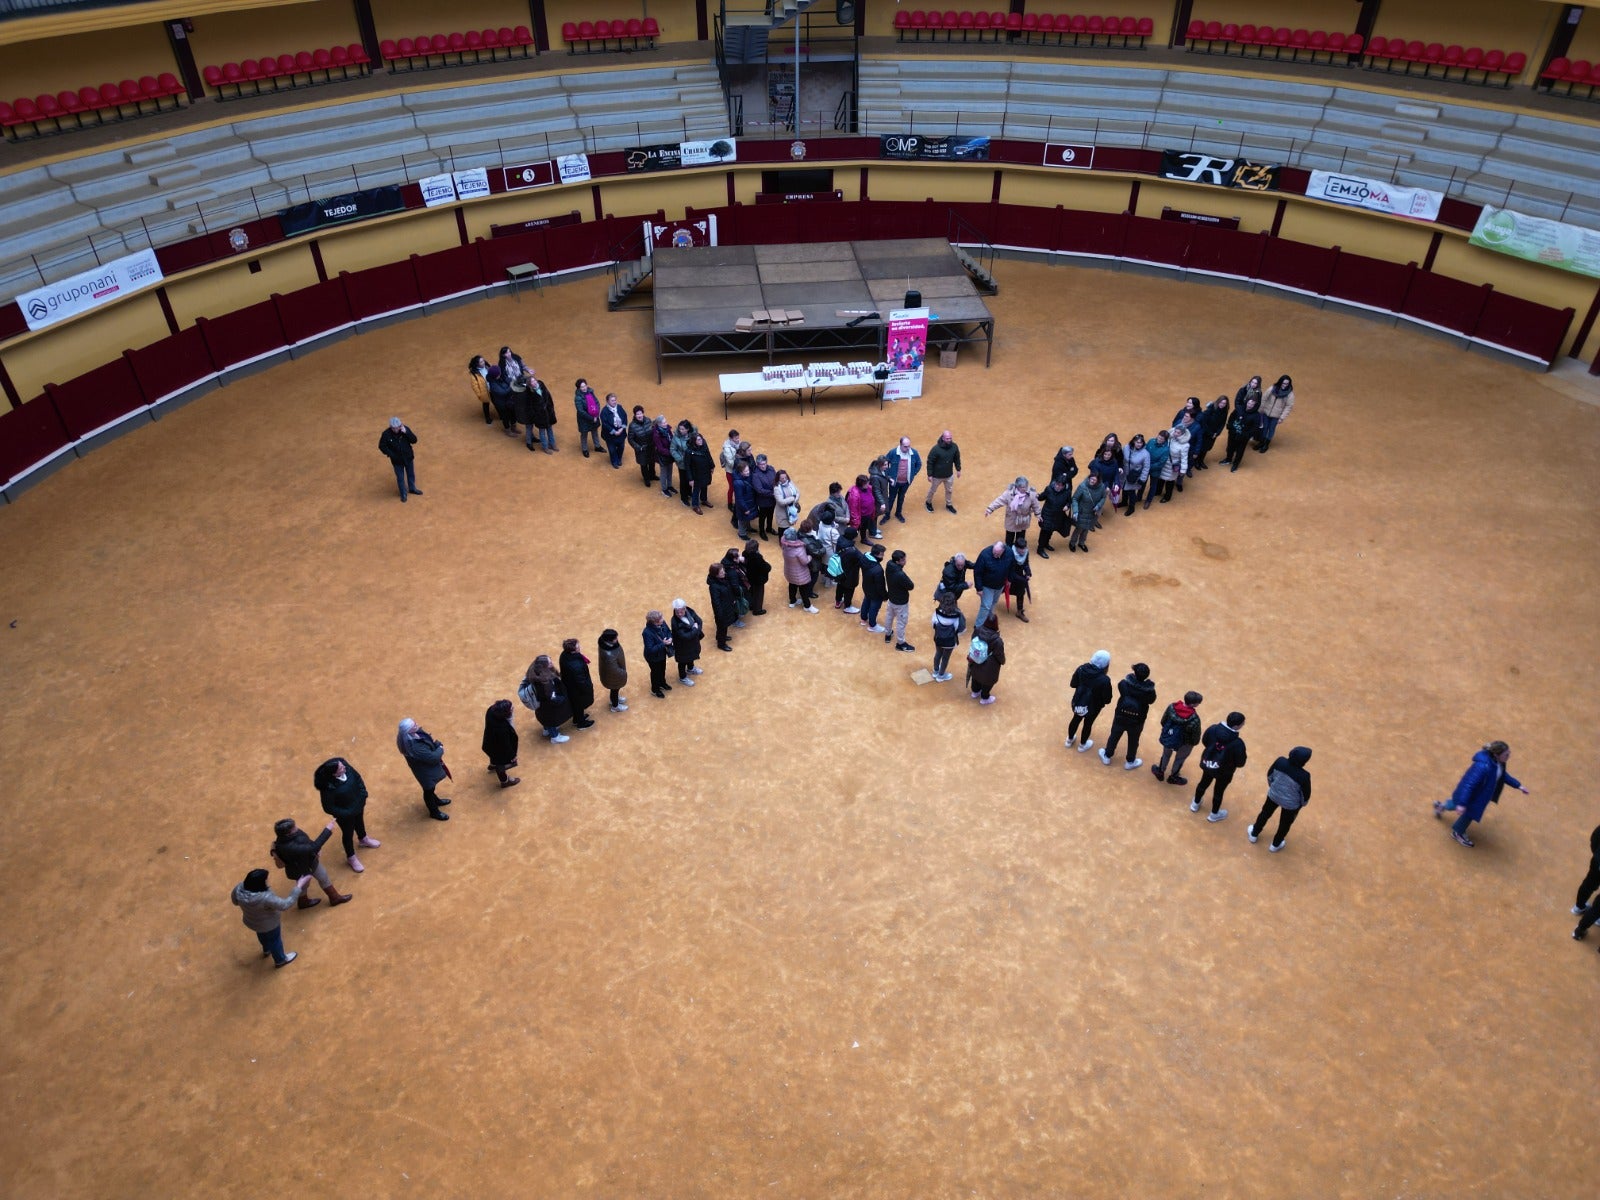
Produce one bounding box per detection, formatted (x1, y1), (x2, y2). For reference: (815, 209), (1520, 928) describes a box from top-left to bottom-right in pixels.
(1019, 13), (1038, 43)
(562, 21), (580, 51)
(430, 34), (449, 56)
(942, 11), (960, 44)
(13, 96), (40, 135)
(642, 17), (660, 45)
(1461, 46), (1484, 81)
(957, 11), (976, 43)
(926, 12), (945, 40)
(202, 64), (224, 93)
(1365, 35), (1390, 69)
(1135, 17), (1153, 48)
(1343, 33), (1363, 58)
(276, 54), (296, 81)
(893, 10), (911, 40)
(1499, 51), (1527, 85)
(311, 47), (332, 81)
(625, 19), (645, 49)
(1236, 24), (1257, 56)
(35, 93), (63, 132)
(331, 43), (351, 76)
(1118, 17), (1138, 49)
(380, 38), (398, 60)
(464, 30), (484, 62)
(348, 43), (370, 67)
(987, 12), (1006, 43)
(1005, 12), (1022, 37)
(58, 88), (85, 117)
(0, 100), (21, 137)
(973, 12), (992, 42)
(576, 20), (596, 47)
(512, 24), (534, 55)
(1558, 58), (1592, 93)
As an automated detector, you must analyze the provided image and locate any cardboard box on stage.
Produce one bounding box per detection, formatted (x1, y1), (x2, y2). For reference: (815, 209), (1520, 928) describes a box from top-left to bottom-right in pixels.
(939, 340), (958, 368)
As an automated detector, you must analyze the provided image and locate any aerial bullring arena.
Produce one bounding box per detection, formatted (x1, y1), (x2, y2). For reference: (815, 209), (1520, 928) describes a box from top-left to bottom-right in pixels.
(3, 1), (1600, 1195)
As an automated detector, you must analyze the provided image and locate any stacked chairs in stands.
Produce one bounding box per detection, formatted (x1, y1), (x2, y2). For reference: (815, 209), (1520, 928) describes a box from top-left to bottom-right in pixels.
(1366, 37), (1525, 86)
(1, 73), (188, 139)
(203, 44), (370, 99)
(892, 11), (1153, 49)
(382, 27), (533, 71)
(562, 18), (660, 54)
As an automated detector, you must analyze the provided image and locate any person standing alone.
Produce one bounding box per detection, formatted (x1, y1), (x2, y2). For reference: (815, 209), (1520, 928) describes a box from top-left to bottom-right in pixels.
(884, 549), (915, 652)
(924, 430), (962, 514)
(884, 437), (921, 523)
(379, 417), (421, 502)
(1433, 740), (1527, 848)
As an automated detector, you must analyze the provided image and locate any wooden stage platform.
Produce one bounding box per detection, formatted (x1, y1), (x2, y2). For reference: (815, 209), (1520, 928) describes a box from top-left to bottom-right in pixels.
(649, 238), (995, 381)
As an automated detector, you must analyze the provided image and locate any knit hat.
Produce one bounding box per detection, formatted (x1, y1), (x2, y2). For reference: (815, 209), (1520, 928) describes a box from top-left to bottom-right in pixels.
(389, 417), (402, 428)
(398, 717), (416, 734)
(1091, 650), (1111, 669)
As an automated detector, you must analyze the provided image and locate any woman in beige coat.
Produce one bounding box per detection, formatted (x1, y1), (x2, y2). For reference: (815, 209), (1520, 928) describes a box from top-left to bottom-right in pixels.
(984, 477), (1043, 550)
(1257, 374), (1295, 452)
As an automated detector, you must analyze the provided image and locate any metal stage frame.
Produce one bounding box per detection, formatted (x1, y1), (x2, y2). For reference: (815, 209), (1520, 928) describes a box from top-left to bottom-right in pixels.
(648, 239), (995, 382)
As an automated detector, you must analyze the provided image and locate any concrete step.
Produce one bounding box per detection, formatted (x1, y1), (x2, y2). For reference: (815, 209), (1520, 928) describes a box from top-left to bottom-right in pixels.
(125, 142), (178, 166)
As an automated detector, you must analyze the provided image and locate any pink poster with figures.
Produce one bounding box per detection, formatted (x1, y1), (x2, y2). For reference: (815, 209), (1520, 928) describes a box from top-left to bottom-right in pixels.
(884, 307), (929, 401)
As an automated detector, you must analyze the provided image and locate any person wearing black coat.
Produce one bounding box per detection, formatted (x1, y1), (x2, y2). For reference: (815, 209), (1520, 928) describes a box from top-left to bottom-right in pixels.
(1065, 651), (1114, 752)
(707, 564), (739, 651)
(1574, 823), (1600, 915)
(485, 366), (518, 433)
(1050, 446), (1078, 495)
(1195, 395), (1229, 470)
(1036, 475), (1073, 558)
(732, 463), (760, 539)
(481, 698), (521, 787)
(670, 602), (705, 682)
(271, 817), (353, 907)
(833, 532), (863, 613)
(314, 757), (380, 871)
(517, 373), (558, 453)
(686, 434), (717, 515)
(642, 610), (674, 697)
(884, 549), (915, 652)
(627, 406), (657, 484)
(599, 392), (629, 468)
(859, 546), (888, 633)
(1192, 712), (1248, 821)
(379, 417), (421, 502)
(559, 639), (597, 729)
(521, 655), (572, 743)
(935, 553), (973, 602)
(1100, 663), (1157, 769)
(1249, 746), (1313, 851)
(1006, 545), (1032, 622)
(740, 540), (771, 615)
(1222, 397), (1263, 471)
(573, 379), (601, 457)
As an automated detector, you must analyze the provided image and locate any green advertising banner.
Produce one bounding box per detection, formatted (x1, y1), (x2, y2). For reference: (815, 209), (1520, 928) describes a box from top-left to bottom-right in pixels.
(1469, 206), (1600, 280)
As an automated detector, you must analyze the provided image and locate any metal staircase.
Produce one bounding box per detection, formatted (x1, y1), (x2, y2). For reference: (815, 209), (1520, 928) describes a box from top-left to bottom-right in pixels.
(721, 1), (826, 65)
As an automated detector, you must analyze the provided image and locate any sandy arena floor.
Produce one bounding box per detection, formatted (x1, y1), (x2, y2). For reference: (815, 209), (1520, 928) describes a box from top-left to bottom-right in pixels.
(0, 261), (1596, 1198)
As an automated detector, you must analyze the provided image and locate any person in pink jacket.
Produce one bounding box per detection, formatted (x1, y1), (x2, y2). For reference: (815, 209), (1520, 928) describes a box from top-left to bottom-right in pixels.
(780, 526), (818, 612)
(846, 474), (875, 539)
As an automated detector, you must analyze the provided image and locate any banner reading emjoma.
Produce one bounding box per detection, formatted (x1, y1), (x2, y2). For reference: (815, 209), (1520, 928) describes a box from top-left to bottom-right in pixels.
(884, 307), (930, 401)
(1469, 206), (1600, 280)
(1305, 170), (1441, 221)
(1159, 151), (1280, 192)
(19, 248), (164, 332)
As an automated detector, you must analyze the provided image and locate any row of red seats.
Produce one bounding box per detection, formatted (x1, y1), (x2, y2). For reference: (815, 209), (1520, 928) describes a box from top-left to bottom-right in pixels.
(1539, 57), (1600, 99)
(1363, 39), (1527, 87)
(1, 75), (186, 140)
(1186, 22), (1364, 64)
(380, 28), (534, 71)
(895, 11), (1153, 48)
(561, 18), (661, 54)
(203, 45), (371, 99)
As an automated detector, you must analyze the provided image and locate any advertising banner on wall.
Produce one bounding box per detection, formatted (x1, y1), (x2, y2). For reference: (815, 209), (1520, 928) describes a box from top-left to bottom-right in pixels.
(1469, 206), (1600, 280)
(419, 173), (457, 207)
(884, 306), (930, 401)
(878, 134), (990, 162)
(1305, 170), (1442, 221)
(451, 168), (491, 202)
(556, 154), (591, 184)
(1159, 151), (1281, 192)
(19, 248), (164, 332)
(279, 185), (405, 236)
(502, 161), (556, 191)
(625, 139), (737, 172)
(1042, 143), (1095, 169)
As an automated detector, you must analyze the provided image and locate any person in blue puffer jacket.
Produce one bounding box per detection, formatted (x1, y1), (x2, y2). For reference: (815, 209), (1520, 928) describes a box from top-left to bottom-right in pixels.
(1434, 741), (1528, 848)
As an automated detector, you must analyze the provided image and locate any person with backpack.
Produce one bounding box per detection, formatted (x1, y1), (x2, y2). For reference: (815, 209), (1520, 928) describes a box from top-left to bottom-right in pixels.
(520, 657), (572, 744)
(986, 476), (1043, 550)
(1035, 475), (1073, 559)
(965, 614), (1005, 704)
(833, 530), (863, 614)
(1067, 470), (1106, 553)
(1221, 395), (1263, 472)
(1151, 691), (1204, 785)
(1100, 662), (1156, 770)
(1007, 544), (1033, 623)
(1065, 650), (1113, 753)
(1191, 711), (1248, 822)
(884, 549), (915, 652)
(930, 592), (967, 682)
(1432, 740), (1528, 848)
(573, 379), (602, 457)
(859, 544), (889, 634)
(1248, 747), (1313, 851)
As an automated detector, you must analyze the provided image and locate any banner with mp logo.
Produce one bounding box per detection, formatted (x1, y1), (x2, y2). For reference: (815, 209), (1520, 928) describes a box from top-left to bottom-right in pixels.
(1305, 170), (1441, 221)
(1469, 206), (1600, 280)
(19, 248), (164, 332)
(884, 307), (930, 401)
(1159, 151), (1281, 192)
(280, 186), (405, 236)
(879, 135), (990, 162)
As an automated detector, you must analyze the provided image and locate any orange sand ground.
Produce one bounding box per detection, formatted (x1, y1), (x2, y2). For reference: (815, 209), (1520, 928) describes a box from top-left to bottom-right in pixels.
(0, 263), (1596, 1198)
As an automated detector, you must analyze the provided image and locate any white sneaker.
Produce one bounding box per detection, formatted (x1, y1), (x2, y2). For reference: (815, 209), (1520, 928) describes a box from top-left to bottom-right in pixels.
(868, 624), (886, 633)
(1207, 809), (1228, 822)
(1063, 737), (1075, 749)
(804, 606), (820, 614)
(549, 732), (570, 744)
(788, 601), (799, 608)
(1076, 740), (1094, 753)
(682, 678), (696, 687)
(611, 704), (629, 713)
(691, 666), (703, 675)
(617, 696), (627, 706)
(1124, 758), (1142, 770)
(1268, 841), (1284, 852)
(1574, 906), (1587, 915)
(1247, 825), (1259, 843)
(1097, 749), (1111, 765)
(1190, 800), (1201, 812)
(979, 696), (996, 705)
(935, 672), (953, 682)
(844, 606), (860, 614)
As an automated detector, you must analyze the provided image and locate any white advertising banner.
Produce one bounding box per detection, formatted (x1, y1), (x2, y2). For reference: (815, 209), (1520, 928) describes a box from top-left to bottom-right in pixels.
(19, 248), (164, 332)
(451, 168), (491, 201)
(1305, 170), (1443, 222)
(884, 307), (930, 402)
(679, 138), (737, 167)
(556, 154), (592, 184)
(419, 173), (457, 207)
(1469, 206), (1600, 280)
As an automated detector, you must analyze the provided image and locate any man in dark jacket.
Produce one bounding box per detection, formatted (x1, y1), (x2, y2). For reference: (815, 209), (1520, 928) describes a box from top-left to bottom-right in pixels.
(314, 757), (380, 872)
(834, 531), (863, 614)
(1100, 663), (1157, 770)
(972, 541), (1010, 627)
(884, 549), (916, 652)
(935, 554), (972, 602)
(397, 717), (451, 821)
(1066, 650), (1114, 752)
(859, 545), (889, 634)
(732, 463), (760, 540)
(924, 430), (962, 514)
(750, 454), (778, 538)
(1192, 711), (1248, 822)
(379, 417), (421, 502)
(1036, 475), (1073, 559)
(271, 817), (353, 908)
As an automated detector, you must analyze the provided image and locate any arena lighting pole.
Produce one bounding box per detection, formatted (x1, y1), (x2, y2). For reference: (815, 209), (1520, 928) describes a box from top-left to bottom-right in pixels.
(793, 7), (801, 132)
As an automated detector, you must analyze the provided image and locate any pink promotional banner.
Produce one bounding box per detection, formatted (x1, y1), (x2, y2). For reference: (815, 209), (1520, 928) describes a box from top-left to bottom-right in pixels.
(884, 307), (929, 401)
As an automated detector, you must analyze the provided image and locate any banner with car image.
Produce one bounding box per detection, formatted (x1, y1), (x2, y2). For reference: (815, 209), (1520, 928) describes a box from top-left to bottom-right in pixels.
(878, 135), (990, 162)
